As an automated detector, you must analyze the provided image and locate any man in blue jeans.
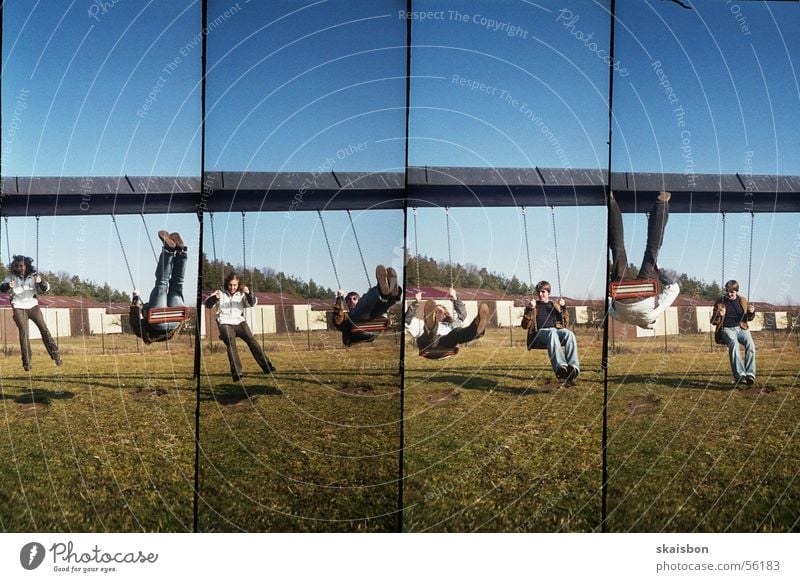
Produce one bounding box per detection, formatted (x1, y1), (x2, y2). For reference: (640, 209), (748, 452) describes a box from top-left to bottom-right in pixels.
(334, 265), (401, 346)
(522, 280), (580, 386)
(130, 231), (187, 344)
(711, 279), (757, 385)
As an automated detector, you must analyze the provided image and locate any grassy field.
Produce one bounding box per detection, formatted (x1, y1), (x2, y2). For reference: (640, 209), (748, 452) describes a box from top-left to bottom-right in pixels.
(2, 326), (796, 533)
(198, 329), (402, 532)
(403, 327), (604, 532)
(607, 331), (800, 532)
(0, 335), (195, 532)
(404, 327), (799, 532)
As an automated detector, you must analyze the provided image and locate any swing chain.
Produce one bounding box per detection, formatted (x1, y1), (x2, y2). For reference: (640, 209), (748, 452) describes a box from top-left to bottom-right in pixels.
(747, 211), (754, 299)
(35, 215), (40, 268)
(550, 206), (562, 297)
(241, 211), (247, 276)
(521, 206), (533, 290)
(140, 213), (158, 261)
(210, 212), (218, 262)
(347, 209), (371, 287)
(112, 215), (137, 290)
(413, 207), (421, 288)
(445, 206), (453, 288)
(317, 210), (342, 291)
(3, 217), (9, 265)
(721, 211), (726, 285)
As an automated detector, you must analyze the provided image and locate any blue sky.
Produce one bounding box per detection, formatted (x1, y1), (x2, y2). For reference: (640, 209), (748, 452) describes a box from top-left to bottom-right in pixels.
(1, 0), (798, 303)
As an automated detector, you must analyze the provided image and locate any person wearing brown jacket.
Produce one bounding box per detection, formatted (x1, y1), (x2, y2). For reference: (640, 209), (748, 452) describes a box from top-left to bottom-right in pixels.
(710, 279), (756, 385)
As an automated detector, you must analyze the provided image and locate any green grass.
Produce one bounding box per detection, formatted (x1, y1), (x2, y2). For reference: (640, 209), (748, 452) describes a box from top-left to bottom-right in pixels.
(404, 328), (799, 532)
(607, 332), (800, 532)
(198, 330), (401, 532)
(404, 328), (604, 532)
(0, 336), (195, 532)
(2, 327), (796, 533)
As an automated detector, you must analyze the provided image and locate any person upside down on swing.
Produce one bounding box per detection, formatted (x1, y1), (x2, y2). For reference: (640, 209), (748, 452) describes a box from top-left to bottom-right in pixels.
(334, 265), (402, 346)
(521, 280), (580, 385)
(405, 288), (490, 352)
(130, 231), (188, 344)
(608, 191), (680, 329)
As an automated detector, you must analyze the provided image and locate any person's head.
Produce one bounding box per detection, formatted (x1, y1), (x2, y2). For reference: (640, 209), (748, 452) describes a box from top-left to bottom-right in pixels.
(345, 291), (360, 309)
(224, 272), (240, 294)
(536, 280), (552, 302)
(724, 280), (739, 299)
(434, 304), (451, 323)
(10, 255), (33, 277)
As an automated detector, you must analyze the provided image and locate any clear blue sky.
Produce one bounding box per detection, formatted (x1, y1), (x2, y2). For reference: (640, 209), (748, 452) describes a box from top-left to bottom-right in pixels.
(2, 1), (202, 297)
(2, 1), (799, 304)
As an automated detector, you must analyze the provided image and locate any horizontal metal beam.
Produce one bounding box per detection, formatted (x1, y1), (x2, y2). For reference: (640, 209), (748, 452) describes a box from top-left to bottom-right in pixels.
(2, 168), (799, 215)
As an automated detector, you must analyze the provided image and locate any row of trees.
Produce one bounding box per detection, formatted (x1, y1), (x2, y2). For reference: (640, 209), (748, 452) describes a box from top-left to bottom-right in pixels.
(0, 264), (129, 303)
(201, 255), (335, 299)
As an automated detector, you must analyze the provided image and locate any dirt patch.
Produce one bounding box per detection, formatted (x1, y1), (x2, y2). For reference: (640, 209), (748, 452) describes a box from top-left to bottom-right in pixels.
(130, 388), (168, 401)
(339, 382), (374, 395)
(737, 383), (776, 395)
(424, 389), (461, 405)
(630, 394), (660, 414)
(18, 401), (49, 415)
(217, 393), (256, 410)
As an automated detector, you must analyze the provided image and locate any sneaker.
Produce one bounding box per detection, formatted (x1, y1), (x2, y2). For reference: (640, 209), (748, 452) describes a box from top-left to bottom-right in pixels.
(657, 191), (671, 203)
(386, 267), (399, 298)
(473, 303), (490, 336)
(565, 365), (580, 386)
(23, 364), (31, 372)
(423, 300), (438, 335)
(375, 265), (390, 297)
(555, 365), (569, 381)
(745, 374), (755, 386)
(158, 230), (176, 250)
(55, 357), (63, 367)
(265, 361), (277, 374)
(232, 372), (242, 382)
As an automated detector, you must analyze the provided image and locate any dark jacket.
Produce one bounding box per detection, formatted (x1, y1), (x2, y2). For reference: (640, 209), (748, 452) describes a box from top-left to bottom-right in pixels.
(521, 300), (570, 347)
(710, 294), (755, 344)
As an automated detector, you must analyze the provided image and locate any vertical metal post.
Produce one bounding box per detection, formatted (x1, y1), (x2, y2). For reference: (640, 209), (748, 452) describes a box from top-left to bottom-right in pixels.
(2, 311), (7, 355)
(306, 310), (311, 352)
(101, 316), (105, 355)
(55, 312), (60, 349)
(509, 305), (513, 347)
(260, 309), (265, 353)
(663, 311), (668, 354)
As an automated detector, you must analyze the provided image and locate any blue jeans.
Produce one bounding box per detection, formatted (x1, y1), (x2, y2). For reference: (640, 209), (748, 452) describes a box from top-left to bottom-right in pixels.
(530, 328), (580, 373)
(145, 249), (186, 332)
(349, 286), (397, 321)
(720, 327), (756, 380)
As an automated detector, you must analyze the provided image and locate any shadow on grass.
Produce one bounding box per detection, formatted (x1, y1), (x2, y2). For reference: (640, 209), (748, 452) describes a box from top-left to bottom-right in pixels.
(8, 388), (76, 404)
(610, 373), (734, 391)
(23, 374), (193, 392)
(203, 383), (283, 404)
(429, 375), (547, 396)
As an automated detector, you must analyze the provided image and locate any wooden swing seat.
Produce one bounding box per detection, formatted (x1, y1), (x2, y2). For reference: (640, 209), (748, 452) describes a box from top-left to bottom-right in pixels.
(419, 346), (459, 360)
(349, 317), (390, 334)
(147, 306), (189, 324)
(610, 279), (659, 300)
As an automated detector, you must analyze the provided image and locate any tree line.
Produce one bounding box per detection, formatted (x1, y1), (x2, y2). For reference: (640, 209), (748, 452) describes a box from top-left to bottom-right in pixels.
(201, 255), (335, 299)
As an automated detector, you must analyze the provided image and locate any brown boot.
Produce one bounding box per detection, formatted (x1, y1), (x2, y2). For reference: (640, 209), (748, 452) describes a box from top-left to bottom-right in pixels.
(473, 303), (490, 336)
(170, 232), (185, 251)
(386, 267), (399, 298)
(158, 230), (176, 250)
(376, 265), (390, 296)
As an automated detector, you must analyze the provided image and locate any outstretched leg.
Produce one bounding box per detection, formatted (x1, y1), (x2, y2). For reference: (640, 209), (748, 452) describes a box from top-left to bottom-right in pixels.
(638, 192), (670, 280)
(219, 323), (243, 380)
(12, 308), (32, 370)
(167, 251), (187, 307)
(237, 322), (276, 373)
(28, 305), (61, 364)
(436, 303), (490, 348)
(609, 193), (628, 282)
(147, 248), (175, 309)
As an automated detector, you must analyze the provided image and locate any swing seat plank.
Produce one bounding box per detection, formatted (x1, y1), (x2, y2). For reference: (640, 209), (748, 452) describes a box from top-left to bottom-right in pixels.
(147, 306), (189, 324)
(420, 346), (459, 360)
(610, 279), (659, 299)
(350, 317), (390, 334)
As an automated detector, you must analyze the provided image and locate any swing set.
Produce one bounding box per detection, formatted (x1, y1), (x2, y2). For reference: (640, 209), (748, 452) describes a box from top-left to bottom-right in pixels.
(317, 209), (391, 337)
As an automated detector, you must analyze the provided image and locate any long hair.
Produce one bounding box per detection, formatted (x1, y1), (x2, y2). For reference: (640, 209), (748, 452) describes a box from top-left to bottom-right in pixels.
(223, 271), (242, 292)
(10, 255), (36, 277)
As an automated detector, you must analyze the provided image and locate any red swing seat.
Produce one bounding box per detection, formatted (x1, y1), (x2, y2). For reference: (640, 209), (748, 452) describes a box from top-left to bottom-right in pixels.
(349, 317), (391, 334)
(419, 346), (459, 360)
(146, 306), (189, 324)
(610, 279), (659, 300)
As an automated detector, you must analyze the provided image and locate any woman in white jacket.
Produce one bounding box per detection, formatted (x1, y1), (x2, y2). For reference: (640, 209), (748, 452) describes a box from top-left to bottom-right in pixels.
(204, 271), (275, 382)
(0, 255), (62, 371)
